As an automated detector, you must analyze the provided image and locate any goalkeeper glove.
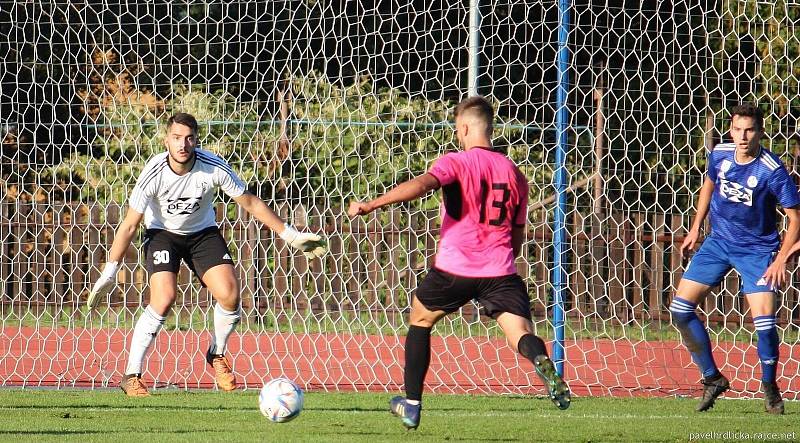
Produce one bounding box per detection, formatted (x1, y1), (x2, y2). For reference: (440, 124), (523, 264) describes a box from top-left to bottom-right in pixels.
(279, 224), (327, 259)
(87, 261), (119, 309)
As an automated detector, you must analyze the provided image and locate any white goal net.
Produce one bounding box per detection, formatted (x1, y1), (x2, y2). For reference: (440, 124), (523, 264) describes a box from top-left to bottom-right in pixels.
(1, 1), (799, 399)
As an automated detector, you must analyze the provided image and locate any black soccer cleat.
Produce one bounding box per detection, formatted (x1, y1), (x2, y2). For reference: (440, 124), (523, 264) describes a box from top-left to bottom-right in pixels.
(696, 374), (729, 412)
(533, 355), (571, 410)
(762, 381), (785, 415)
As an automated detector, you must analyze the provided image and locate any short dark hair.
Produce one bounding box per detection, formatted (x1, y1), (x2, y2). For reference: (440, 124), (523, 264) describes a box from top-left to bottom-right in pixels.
(167, 113), (199, 134)
(730, 103), (764, 130)
(454, 96), (494, 136)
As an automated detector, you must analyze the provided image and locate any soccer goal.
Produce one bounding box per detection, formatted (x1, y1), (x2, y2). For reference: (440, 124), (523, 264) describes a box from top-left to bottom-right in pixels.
(1, 1), (798, 400)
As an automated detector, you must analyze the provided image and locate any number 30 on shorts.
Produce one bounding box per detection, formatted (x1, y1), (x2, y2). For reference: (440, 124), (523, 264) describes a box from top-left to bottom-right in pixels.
(153, 250), (170, 264)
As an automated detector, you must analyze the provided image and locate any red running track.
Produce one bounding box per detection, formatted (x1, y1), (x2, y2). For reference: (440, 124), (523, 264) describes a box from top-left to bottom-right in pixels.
(1, 326), (798, 399)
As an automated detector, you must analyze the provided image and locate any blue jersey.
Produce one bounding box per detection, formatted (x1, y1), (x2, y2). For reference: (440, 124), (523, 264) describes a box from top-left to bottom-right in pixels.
(706, 143), (800, 252)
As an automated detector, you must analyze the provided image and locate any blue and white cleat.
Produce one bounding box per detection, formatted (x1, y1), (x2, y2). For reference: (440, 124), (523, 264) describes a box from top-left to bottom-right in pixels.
(390, 396), (421, 430)
(534, 355), (571, 410)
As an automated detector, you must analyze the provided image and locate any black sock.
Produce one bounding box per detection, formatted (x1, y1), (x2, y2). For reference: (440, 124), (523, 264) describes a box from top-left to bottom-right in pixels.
(404, 325), (432, 402)
(517, 334), (548, 364)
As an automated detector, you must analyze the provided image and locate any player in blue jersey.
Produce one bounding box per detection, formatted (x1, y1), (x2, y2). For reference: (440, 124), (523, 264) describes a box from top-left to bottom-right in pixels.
(672, 104), (800, 414)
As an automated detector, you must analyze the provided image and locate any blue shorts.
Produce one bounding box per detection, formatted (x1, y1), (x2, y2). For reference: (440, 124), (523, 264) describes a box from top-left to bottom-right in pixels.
(682, 237), (776, 294)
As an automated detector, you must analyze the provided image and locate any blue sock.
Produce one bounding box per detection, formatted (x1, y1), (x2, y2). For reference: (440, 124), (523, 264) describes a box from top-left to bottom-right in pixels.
(754, 315), (779, 383)
(670, 297), (720, 379)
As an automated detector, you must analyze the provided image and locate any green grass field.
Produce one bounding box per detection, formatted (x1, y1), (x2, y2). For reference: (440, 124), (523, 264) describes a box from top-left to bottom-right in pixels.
(0, 389), (796, 442)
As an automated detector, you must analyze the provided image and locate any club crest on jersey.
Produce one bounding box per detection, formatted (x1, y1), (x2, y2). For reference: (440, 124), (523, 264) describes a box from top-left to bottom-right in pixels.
(166, 196), (203, 215)
(719, 179), (753, 206)
(718, 159), (732, 179)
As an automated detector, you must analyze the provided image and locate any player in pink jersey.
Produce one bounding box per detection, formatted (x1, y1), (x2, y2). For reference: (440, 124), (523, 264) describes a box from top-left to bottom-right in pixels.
(348, 96), (570, 430)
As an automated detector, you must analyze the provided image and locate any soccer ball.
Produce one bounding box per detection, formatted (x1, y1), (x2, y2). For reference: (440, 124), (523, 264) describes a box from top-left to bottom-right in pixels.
(258, 377), (304, 423)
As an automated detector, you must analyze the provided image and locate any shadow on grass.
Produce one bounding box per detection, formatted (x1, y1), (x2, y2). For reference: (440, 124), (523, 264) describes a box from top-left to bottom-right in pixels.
(304, 406), (394, 412)
(0, 429), (521, 442)
(0, 430), (210, 436)
(3, 404), (405, 413)
(0, 404), (254, 412)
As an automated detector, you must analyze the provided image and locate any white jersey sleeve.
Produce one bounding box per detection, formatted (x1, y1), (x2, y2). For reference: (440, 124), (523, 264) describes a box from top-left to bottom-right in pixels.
(195, 150), (247, 198)
(128, 154), (168, 213)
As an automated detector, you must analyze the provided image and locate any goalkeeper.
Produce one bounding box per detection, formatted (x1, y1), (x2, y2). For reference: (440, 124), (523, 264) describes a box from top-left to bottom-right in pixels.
(348, 96), (570, 430)
(88, 113), (326, 397)
(672, 104), (800, 415)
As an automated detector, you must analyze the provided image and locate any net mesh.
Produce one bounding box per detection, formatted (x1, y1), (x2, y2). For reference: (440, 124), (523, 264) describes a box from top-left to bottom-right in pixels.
(1, 1), (799, 398)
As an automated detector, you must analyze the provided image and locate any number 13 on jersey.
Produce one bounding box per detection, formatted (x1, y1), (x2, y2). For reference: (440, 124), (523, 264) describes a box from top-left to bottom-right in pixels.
(479, 182), (511, 226)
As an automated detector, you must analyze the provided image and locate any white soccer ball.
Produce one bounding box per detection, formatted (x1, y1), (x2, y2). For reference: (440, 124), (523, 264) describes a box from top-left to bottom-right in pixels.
(258, 377), (304, 423)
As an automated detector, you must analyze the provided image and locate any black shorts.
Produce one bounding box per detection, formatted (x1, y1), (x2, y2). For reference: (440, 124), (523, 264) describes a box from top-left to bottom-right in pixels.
(415, 268), (532, 320)
(143, 226), (234, 281)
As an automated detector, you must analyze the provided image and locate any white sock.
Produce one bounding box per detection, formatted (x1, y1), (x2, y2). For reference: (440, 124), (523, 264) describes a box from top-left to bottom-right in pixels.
(210, 304), (240, 355)
(125, 305), (166, 376)
(406, 399), (420, 405)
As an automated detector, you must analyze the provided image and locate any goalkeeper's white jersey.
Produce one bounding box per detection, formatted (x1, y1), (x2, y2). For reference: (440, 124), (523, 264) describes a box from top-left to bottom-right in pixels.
(128, 148), (247, 235)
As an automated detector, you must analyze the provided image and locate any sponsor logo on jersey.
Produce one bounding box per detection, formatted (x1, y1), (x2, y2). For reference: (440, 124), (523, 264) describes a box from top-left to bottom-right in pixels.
(719, 179), (753, 206)
(166, 196), (203, 215)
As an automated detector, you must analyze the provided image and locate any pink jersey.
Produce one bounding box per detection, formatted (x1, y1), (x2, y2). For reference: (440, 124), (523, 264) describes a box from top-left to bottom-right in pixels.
(427, 147), (529, 277)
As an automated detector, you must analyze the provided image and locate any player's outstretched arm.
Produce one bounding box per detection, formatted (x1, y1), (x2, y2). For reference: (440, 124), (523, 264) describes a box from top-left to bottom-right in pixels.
(88, 208), (144, 309)
(681, 177), (715, 257)
(348, 173), (440, 217)
(234, 191), (326, 259)
(763, 207), (800, 289)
